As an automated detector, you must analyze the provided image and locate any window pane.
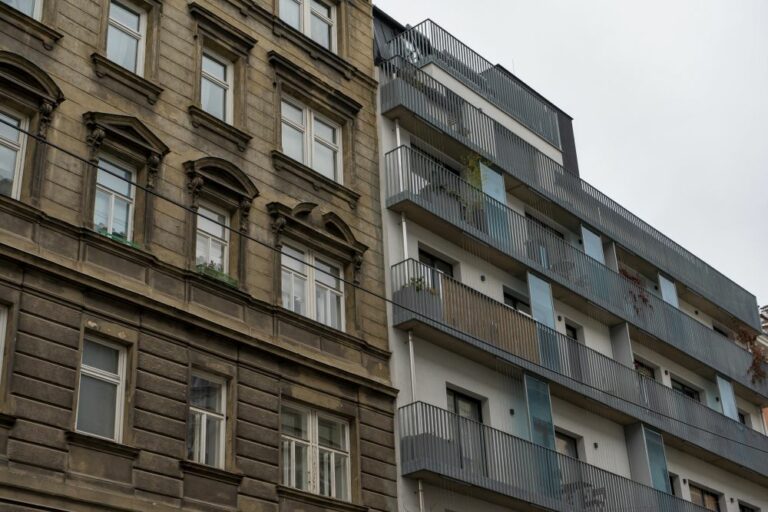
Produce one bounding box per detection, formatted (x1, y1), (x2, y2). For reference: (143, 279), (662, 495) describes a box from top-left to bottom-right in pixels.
(205, 415), (223, 466)
(314, 118), (336, 144)
(281, 246), (306, 274)
(312, 140), (336, 180)
(77, 375), (118, 439)
(3, 0), (36, 16)
(112, 197), (131, 238)
(110, 0), (140, 32)
(318, 449), (332, 496)
(282, 123), (304, 163)
(0, 145), (19, 197)
(290, 275), (306, 315)
(311, 0), (330, 17)
(316, 288), (327, 325)
(202, 54), (226, 81)
(334, 453), (349, 500)
(195, 233), (209, 266)
(278, 0), (301, 29)
(281, 101), (304, 126)
(201, 77), (226, 121)
(318, 416), (345, 450)
(281, 406), (308, 439)
(281, 439), (291, 486)
(97, 161), (133, 196)
(107, 25), (139, 72)
(190, 375), (223, 413)
(311, 14), (332, 49)
(197, 207), (226, 238)
(210, 240), (226, 271)
(294, 442), (309, 490)
(0, 111), (21, 143)
(315, 260), (340, 289)
(93, 189), (111, 233)
(83, 340), (120, 374)
(187, 409), (203, 461)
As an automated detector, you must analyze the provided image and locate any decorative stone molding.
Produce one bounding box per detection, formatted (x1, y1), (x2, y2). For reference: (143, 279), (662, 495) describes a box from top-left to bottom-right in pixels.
(179, 459), (244, 485)
(271, 150), (360, 210)
(91, 53), (164, 105)
(188, 105), (252, 152)
(0, 2), (63, 51)
(277, 485), (370, 512)
(65, 431), (140, 459)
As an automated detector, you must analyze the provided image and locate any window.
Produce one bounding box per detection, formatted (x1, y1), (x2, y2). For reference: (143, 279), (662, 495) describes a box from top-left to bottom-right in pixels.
(669, 473), (679, 496)
(0, 108), (27, 200)
(634, 359), (656, 380)
(504, 288), (531, 317)
(195, 204), (229, 274)
(738, 410), (751, 428)
(278, 0), (336, 51)
(418, 249), (454, 278)
(281, 244), (344, 330)
(0, 306), (7, 379)
(106, 0), (146, 75)
(281, 404), (350, 501)
(447, 389), (482, 422)
(201, 51), (232, 123)
(1, 0), (40, 19)
(658, 274), (679, 308)
(525, 212), (565, 239)
(187, 372), (226, 468)
(93, 158), (135, 241)
(689, 484), (721, 511)
(281, 99), (342, 183)
(555, 430), (579, 459)
(564, 321), (582, 343)
(739, 503), (758, 512)
(671, 377), (701, 402)
(76, 339), (126, 441)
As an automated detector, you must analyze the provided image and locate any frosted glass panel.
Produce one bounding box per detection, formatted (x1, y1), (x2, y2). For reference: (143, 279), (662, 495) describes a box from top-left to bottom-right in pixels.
(644, 427), (671, 493)
(582, 226), (605, 264)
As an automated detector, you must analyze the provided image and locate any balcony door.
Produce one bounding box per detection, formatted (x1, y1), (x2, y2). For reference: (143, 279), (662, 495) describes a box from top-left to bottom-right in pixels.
(447, 389), (487, 477)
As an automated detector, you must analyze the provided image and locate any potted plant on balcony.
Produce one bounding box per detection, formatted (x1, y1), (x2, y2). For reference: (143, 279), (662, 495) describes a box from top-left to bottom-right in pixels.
(196, 260), (238, 288)
(393, 275), (443, 324)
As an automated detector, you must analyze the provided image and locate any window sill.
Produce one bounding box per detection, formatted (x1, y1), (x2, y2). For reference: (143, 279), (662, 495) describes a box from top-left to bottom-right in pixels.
(277, 485), (368, 512)
(65, 431), (140, 459)
(179, 460), (243, 485)
(271, 19), (356, 82)
(91, 53), (163, 105)
(196, 264), (239, 288)
(189, 105), (252, 151)
(272, 150), (360, 210)
(0, 3), (63, 50)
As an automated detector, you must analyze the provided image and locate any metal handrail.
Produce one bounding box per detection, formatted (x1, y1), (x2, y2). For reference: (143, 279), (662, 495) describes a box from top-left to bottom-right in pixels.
(379, 56), (760, 330)
(391, 259), (768, 476)
(384, 146), (768, 398)
(399, 402), (710, 512)
(386, 19), (562, 148)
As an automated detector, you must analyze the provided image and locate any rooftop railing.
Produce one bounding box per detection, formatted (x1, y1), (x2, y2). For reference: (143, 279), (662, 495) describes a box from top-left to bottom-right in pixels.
(385, 146), (768, 398)
(400, 402), (710, 512)
(391, 258), (768, 477)
(386, 19), (562, 148)
(379, 57), (760, 331)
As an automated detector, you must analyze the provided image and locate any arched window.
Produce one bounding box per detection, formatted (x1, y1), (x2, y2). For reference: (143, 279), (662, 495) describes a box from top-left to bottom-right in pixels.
(0, 51), (64, 205)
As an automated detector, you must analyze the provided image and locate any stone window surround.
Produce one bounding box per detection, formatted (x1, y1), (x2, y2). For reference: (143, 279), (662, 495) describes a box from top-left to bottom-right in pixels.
(82, 112), (170, 249)
(91, 0), (163, 104)
(0, 0), (63, 51)
(0, 51), (65, 207)
(183, 157), (259, 290)
(268, 201), (366, 337)
(269, 51), (362, 209)
(188, 2), (256, 152)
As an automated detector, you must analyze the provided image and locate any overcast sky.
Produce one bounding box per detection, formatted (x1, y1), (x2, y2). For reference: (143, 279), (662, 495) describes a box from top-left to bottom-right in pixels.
(375, 0), (768, 308)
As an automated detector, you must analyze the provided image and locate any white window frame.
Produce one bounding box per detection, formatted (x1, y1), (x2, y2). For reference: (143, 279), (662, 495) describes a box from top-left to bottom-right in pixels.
(187, 371), (227, 469)
(94, 156), (136, 241)
(107, 0), (147, 76)
(281, 242), (345, 331)
(0, 106), (28, 200)
(280, 98), (342, 183)
(196, 202), (230, 274)
(75, 338), (127, 442)
(278, 0), (337, 52)
(1, 0), (43, 19)
(280, 403), (351, 501)
(0, 306), (7, 380)
(201, 50), (234, 124)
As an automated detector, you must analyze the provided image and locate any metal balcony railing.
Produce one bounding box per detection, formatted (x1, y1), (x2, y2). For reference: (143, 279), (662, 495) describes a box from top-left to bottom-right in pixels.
(391, 259), (768, 477)
(379, 57), (760, 331)
(385, 19), (562, 148)
(385, 146), (768, 398)
(400, 402), (710, 512)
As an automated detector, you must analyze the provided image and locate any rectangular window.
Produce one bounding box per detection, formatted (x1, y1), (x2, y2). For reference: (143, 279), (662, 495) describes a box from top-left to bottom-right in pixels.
(418, 249), (454, 277)
(94, 158), (135, 241)
(107, 0), (146, 74)
(201, 51), (233, 123)
(504, 288), (531, 317)
(634, 359), (656, 380)
(0, 306), (7, 379)
(187, 372), (226, 468)
(689, 483), (722, 511)
(195, 204), (229, 274)
(737, 410), (751, 428)
(281, 244), (344, 330)
(278, 0), (336, 51)
(564, 322), (581, 342)
(658, 274), (679, 308)
(76, 339), (126, 441)
(671, 377), (701, 402)
(281, 99), (341, 182)
(0, 108), (27, 200)
(447, 389), (482, 422)
(739, 503), (758, 512)
(281, 404), (350, 501)
(1, 0), (40, 19)
(554, 430), (579, 459)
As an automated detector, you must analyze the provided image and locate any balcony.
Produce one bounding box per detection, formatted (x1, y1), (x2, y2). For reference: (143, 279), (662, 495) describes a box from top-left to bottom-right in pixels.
(385, 19), (562, 148)
(400, 402), (710, 512)
(379, 57), (760, 331)
(391, 259), (768, 479)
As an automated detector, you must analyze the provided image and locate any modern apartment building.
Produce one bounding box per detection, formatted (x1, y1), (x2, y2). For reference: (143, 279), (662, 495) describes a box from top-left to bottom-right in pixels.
(374, 7), (768, 512)
(0, 0), (398, 511)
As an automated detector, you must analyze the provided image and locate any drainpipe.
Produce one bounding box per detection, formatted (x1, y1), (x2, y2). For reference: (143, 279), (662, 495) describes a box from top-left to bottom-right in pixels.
(407, 330), (424, 511)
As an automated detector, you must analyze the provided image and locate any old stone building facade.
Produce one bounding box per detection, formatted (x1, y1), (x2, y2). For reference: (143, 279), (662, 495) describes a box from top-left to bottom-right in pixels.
(0, 0), (396, 510)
